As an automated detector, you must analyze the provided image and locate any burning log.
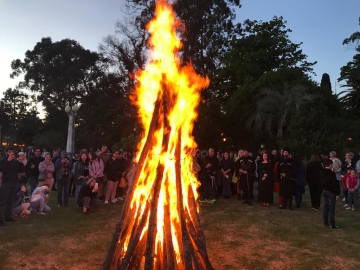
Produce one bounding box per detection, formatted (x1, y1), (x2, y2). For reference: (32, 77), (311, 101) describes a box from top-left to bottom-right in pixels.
(102, 1), (213, 269)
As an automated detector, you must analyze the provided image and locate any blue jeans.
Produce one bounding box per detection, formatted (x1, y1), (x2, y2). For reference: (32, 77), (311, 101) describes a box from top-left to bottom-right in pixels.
(348, 190), (358, 207)
(295, 186), (305, 206)
(57, 176), (70, 206)
(322, 190), (336, 227)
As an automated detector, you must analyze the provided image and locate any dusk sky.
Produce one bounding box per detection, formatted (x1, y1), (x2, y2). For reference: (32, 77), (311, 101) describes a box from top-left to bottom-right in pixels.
(0, 0), (359, 102)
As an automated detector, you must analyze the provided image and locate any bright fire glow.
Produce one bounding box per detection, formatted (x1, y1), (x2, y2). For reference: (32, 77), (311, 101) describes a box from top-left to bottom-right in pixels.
(126, 0), (209, 265)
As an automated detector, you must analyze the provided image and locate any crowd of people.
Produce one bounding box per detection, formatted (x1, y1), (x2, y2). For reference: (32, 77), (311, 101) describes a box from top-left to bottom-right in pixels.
(195, 144), (360, 230)
(0, 142), (359, 230)
(0, 145), (134, 225)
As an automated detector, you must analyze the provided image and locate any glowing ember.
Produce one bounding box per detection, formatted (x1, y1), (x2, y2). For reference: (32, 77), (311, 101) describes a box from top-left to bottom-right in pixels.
(103, 1), (213, 269)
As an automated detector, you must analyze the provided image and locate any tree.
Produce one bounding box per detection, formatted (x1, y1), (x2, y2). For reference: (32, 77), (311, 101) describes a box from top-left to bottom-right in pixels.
(338, 31), (360, 114)
(10, 37), (104, 110)
(247, 84), (311, 141)
(33, 131), (66, 151)
(1, 88), (31, 144)
(284, 96), (343, 159)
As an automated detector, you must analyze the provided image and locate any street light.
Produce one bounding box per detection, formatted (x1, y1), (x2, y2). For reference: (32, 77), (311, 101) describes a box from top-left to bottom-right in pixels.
(65, 105), (80, 156)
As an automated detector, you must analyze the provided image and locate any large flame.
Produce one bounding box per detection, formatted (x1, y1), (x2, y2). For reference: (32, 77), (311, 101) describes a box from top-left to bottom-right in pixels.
(128, 0), (209, 265)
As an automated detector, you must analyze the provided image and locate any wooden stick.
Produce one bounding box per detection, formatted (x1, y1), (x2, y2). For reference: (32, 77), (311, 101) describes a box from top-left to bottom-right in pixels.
(144, 86), (171, 269)
(102, 94), (162, 269)
(164, 177), (176, 269)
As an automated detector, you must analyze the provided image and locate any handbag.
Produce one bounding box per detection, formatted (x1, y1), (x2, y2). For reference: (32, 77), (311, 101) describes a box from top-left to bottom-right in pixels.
(119, 177), (127, 188)
(38, 173), (45, 181)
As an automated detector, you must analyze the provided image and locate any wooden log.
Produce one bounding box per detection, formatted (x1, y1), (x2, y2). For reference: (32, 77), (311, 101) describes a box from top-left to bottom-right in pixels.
(119, 201), (150, 270)
(174, 129), (193, 270)
(127, 232), (148, 269)
(102, 94), (162, 270)
(144, 86), (171, 269)
(163, 177), (176, 269)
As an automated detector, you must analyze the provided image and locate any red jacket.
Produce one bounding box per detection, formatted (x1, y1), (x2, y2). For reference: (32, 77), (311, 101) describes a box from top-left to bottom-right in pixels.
(342, 173), (349, 190)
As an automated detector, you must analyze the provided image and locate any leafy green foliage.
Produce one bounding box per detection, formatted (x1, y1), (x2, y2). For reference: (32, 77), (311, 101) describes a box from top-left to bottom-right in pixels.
(10, 37), (103, 110)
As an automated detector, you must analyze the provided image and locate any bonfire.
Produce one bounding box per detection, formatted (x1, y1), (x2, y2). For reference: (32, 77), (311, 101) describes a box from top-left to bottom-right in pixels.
(103, 1), (213, 269)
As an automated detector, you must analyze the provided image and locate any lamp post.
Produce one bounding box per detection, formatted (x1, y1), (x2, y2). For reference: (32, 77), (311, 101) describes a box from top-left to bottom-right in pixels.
(65, 105), (80, 156)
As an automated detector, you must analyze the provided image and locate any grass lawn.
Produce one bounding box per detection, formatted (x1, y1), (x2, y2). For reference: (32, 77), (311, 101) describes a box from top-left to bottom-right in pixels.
(1, 186), (360, 270)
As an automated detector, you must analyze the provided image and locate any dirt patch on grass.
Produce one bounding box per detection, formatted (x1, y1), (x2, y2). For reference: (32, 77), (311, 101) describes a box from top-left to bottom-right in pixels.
(205, 223), (299, 270)
(323, 256), (360, 270)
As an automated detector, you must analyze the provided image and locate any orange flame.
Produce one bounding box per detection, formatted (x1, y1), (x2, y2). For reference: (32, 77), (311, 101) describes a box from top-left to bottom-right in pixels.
(127, 0), (209, 266)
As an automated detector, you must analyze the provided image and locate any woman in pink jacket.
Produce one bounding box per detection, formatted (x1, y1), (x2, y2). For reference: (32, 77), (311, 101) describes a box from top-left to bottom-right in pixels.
(38, 153), (55, 192)
(88, 152), (104, 199)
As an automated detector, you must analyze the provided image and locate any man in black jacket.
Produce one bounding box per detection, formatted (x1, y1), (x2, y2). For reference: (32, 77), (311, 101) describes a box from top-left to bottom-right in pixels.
(237, 148), (255, 206)
(0, 147), (25, 225)
(320, 159), (341, 229)
(26, 147), (44, 193)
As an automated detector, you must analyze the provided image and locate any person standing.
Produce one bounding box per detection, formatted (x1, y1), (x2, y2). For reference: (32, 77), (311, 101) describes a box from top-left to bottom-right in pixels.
(219, 151), (234, 199)
(277, 147), (294, 210)
(38, 153), (55, 192)
(257, 152), (274, 207)
(293, 155), (306, 208)
(73, 153), (89, 201)
(306, 154), (323, 210)
(51, 149), (61, 191)
(55, 151), (72, 207)
(346, 168), (359, 211)
(104, 151), (122, 204)
(26, 147), (44, 193)
(88, 152), (104, 200)
(237, 148), (255, 206)
(329, 151), (342, 198)
(207, 148), (220, 198)
(0, 147), (25, 225)
(97, 146), (109, 201)
(320, 159), (341, 229)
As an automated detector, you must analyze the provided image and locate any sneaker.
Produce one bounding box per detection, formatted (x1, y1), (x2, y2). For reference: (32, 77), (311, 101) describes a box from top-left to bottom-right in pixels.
(38, 211), (47, 215)
(104, 201), (109, 204)
(113, 198), (118, 202)
(58, 204), (61, 207)
(111, 200), (117, 203)
(119, 197), (125, 201)
(351, 207), (355, 211)
(330, 225), (342, 230)
(342, 198), (345, 202)
(344, 204), (348, 208)
(312, 207), (318, 211)
(346, 207), (351, 210)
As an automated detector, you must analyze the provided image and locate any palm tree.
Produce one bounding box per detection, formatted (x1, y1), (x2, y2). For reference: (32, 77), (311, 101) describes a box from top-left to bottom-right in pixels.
(247, 84), (311, 140)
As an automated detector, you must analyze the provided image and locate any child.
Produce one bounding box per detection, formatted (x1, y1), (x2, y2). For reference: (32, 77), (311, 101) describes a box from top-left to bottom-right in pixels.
(346, 169), (359, 210)
(342, 168), (351, 207)
(320, 159), (341, 229)
(12, 185), (31, 218)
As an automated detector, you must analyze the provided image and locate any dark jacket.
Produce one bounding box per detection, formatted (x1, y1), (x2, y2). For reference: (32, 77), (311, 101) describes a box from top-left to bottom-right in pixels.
(219, 158), (234, 175)
(77, 185), (97, 206)
(1, 158), (25, 184)
(26, 156), (44, 178)
(320, 168), (341, 195)
(105, 158), (122, 181)
(73, 160), (89, 185)
(306, 161), (323, 186)
(12, 189), (25, 208)
(277, 157), (294, 197)
(205, 155), (219, 175)
(295, 163), (306, 186)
